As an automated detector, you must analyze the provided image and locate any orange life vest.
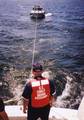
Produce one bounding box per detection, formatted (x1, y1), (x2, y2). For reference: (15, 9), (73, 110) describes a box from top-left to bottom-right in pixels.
(31, 78), (50, 108)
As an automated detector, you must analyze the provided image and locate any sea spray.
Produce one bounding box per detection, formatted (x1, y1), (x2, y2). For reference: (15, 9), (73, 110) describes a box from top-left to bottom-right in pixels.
(0, 64), (84, 108)
(55, 70), (82, 109)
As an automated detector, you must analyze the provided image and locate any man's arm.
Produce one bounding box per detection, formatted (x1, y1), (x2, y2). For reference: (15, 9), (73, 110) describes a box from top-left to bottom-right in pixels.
(49, 80), (56, 106)
(22, 82), (32, 113)
(22, 97), (29, 113)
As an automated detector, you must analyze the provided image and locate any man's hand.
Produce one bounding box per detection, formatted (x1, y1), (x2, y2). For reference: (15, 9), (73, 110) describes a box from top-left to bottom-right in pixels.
(49, 96), (56, 107)
(23, 106), (28, 113)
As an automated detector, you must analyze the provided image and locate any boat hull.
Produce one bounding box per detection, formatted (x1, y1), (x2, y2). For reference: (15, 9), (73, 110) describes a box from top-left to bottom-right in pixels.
(30, 13), (45, 19)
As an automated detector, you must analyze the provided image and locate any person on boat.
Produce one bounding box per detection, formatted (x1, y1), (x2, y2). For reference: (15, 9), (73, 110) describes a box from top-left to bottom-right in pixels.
(22, 63), (56, 120)
(0, 97), (9, 120)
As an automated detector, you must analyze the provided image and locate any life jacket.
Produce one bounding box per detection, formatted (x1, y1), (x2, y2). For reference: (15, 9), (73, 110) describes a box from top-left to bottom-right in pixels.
(31, 78), (50, 108)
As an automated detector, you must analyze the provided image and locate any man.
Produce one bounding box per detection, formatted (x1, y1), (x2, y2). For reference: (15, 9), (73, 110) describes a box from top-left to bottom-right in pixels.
(0, 97), (9, 120)
(22, 63), (56, 120)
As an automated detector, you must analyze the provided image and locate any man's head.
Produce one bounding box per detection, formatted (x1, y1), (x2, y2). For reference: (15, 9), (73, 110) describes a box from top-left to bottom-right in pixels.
(32, 63), (43, 77)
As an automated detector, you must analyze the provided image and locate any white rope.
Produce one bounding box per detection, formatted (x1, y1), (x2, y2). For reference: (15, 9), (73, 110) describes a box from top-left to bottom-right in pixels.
(31, 18), (38, 73)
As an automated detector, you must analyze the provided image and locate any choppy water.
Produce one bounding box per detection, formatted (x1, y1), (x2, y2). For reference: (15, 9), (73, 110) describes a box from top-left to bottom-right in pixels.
(0, 0), (84, 71)
(0, 0), (84, 108)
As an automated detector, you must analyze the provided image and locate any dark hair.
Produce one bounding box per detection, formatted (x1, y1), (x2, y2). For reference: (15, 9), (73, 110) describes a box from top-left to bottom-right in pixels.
(33, 63), (43, 71)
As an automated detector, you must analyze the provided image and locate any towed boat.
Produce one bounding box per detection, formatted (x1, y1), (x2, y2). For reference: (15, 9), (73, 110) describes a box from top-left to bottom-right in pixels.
(30, 5), (45, 19)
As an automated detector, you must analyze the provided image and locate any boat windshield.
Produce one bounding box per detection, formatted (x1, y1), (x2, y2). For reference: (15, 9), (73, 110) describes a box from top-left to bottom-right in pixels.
(33, 6), (43, 11)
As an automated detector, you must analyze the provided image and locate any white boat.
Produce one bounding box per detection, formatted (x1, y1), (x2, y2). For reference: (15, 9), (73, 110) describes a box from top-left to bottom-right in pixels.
(5, 97), (84, 120)
(30, 5), (45, 19)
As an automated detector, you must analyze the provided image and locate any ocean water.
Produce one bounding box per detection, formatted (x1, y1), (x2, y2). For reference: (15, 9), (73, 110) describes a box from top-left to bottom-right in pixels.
(0, 0), (84, 72)
(0, 0), (84, 108)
